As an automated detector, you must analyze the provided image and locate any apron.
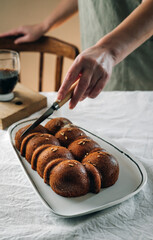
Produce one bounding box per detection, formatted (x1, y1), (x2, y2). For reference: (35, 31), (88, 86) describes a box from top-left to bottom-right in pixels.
(78, 0), (153, 90)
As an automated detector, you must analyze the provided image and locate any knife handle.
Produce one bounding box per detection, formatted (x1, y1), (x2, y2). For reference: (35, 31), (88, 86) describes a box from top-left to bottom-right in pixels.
(56, 80), (79, 108)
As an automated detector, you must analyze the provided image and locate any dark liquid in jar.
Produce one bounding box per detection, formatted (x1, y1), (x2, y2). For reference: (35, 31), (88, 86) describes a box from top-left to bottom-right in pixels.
(0, 69), (19, 94)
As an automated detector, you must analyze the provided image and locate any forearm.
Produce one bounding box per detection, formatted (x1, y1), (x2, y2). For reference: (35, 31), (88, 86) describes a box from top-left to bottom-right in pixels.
(96, 0), (153, 65)
(42, 0), (78, 32)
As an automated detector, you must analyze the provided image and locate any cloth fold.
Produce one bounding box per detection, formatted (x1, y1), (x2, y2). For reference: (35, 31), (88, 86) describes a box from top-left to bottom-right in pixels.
(0, 91), (153, 240)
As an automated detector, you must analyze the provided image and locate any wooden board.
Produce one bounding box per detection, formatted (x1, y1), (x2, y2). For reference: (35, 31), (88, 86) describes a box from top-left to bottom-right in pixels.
(0, 83), (47, 129)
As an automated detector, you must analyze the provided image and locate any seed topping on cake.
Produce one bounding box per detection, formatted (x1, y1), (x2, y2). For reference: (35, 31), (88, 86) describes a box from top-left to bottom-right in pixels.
(69, 163), (74, 167)
(52, 147), (58, 152)
(84, 153), (89, 158)
(78, 139), (90, 145)
(67, 128), (72, 132)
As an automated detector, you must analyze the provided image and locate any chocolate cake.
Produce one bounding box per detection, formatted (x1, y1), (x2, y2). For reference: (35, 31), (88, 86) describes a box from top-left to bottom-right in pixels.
(14, 117), (119, 197)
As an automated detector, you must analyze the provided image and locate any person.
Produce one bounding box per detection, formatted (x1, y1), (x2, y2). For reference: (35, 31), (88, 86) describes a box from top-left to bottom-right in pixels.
(0, 0), (153, 109)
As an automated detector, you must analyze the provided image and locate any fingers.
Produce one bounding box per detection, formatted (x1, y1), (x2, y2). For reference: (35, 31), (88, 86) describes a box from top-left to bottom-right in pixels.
(69, 69), (92, 109)
(79, 65), (102, 100)
(57, 60), (82, 100)
(0, 24), (43, 44)
(0, 28), (26, 44)
(14, 35), (30, 44)
(57, 54), (95, 109)
(57, 46), (113, 109)
(0, 29), (21, 38)
(78, 65), (110, 102)
(89, 73), (109, 98)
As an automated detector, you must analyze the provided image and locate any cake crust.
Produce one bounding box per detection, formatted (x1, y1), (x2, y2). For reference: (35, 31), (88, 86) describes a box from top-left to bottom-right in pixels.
(45, 117), (72, 135)
(14, 117), (119, 198)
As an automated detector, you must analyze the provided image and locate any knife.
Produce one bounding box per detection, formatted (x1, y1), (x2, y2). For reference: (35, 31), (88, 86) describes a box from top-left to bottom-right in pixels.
(21, 80), (78, 137)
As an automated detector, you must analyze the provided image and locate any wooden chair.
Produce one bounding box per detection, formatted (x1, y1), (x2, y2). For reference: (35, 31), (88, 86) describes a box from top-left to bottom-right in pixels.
(0, 36), (79, 91)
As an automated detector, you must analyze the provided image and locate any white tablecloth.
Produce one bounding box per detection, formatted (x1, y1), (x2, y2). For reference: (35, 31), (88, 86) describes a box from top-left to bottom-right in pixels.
(0, 91), (153, 240)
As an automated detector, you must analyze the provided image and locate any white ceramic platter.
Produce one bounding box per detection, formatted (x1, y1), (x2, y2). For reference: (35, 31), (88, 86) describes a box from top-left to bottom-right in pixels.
(8, 118), (147, 218)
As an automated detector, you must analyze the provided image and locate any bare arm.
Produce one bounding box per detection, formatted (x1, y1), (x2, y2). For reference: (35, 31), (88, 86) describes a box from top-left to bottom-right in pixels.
(57, 0), (153, 109)
(0, 0), (78, 44)
(43, 0), (78, 31)
(97, 0), (153, 65)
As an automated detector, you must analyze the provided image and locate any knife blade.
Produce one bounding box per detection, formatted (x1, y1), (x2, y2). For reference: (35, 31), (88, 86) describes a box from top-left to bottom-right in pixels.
(21, 80), (78, 137)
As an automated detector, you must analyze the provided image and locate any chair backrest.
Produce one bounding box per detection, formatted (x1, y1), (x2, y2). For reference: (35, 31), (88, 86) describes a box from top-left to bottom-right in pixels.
(0, 36), (79, 91)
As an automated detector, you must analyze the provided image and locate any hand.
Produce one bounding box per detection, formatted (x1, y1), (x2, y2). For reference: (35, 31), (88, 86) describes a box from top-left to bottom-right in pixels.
(0, 23), (46, 44)
(57, 44), (115, 109)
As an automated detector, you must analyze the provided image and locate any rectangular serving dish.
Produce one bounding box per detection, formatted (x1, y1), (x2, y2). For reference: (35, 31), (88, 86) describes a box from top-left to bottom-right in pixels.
(8, 118), (147, 218)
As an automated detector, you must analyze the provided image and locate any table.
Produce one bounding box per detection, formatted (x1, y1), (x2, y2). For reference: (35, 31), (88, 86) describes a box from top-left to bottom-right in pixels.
(0, 91), (153, 240)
